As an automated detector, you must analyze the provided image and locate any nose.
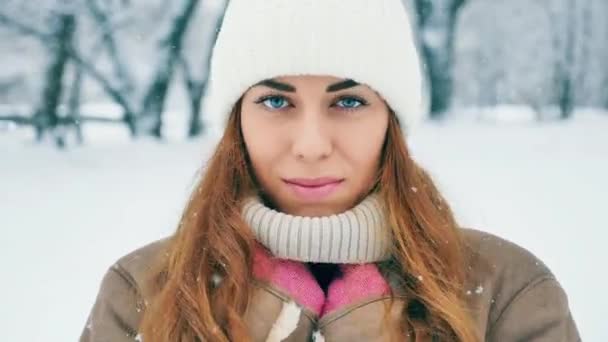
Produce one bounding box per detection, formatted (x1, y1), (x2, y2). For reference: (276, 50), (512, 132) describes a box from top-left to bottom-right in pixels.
(291, 113), (333, 162)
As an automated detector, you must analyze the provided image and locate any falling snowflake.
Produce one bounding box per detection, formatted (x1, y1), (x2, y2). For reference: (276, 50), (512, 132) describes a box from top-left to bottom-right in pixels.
(410, 186), (418, 193)
(475, 285), (484, 294)
(134, 333), (143, 341)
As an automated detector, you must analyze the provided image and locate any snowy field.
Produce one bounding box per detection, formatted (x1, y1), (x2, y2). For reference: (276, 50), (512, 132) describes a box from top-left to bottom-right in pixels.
(1, 109), (606, 341)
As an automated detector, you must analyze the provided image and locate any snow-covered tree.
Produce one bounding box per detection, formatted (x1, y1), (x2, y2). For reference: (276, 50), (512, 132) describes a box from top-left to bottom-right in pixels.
(568, 0), (608, 109)
(451, 0), (608, 118)
(414, 0), (467, 117)
(0, 0), (84, 145)
(0, 0), (227, 144)
(453, 0), (554, 112)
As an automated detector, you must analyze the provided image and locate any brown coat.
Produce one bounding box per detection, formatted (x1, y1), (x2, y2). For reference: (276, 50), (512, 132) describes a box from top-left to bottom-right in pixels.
(80, 228), (580, 341)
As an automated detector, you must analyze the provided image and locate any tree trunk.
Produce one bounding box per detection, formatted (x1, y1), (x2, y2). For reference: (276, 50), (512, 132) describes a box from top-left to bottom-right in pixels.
(67, 64), (84, 145)
(187, 81), (205, 137)
(559, 0), (576, 119)
(414, 0), (466, 117)
(85, 0), (135, 96)
(137, 0), (201, 138)
(34, 13), (76, 146)
(187, 0), (228, 138)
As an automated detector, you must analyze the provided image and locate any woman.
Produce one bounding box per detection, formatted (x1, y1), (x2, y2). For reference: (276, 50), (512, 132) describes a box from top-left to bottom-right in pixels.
(80, 0), (580, 341)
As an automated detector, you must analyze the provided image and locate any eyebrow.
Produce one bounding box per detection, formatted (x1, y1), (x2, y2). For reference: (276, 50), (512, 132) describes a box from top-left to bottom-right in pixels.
(255, 78), (360, 93)
(326, 79), (360, 92)
(256, 79), (296, 92)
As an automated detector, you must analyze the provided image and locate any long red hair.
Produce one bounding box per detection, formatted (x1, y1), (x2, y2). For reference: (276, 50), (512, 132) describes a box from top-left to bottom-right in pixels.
(139, 99), (479, 341)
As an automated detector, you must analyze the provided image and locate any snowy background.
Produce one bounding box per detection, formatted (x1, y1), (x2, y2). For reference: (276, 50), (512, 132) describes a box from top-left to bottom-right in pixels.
(1, 0), (607, 341)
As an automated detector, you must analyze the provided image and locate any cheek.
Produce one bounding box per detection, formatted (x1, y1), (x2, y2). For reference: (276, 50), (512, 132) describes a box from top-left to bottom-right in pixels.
(337, 120), (387, 186)
(241, 114), (281, 180)
(346, 139), (384, 174)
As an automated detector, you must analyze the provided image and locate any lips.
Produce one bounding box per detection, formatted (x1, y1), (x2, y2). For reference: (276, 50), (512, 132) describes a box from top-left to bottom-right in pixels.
(283, 177), (344, 187)
(283, 177), (345, 201)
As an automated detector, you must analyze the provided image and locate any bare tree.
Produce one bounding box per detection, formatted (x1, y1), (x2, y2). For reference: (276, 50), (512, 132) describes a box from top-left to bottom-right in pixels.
(554, 0), (576, 119)
(180, 0), (228, 138)
(414, 0), (467, 117)
(80, 0), (139, 133)
(179, 55), (206, 138)
(34, 13), (76, 146)
(525, 0), (608, 118)
(136, 0), (201, 138)
(85, 0), (135, 97)
(65, 63), (84, 144)
(0, 2), (132, 145)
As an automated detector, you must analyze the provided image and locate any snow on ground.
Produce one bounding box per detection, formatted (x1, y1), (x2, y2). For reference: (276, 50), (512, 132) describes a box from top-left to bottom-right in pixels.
(1, 109), (606, 341)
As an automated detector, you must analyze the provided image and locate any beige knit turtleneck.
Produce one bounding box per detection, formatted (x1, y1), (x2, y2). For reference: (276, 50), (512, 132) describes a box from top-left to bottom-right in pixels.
(241, 193), (392, 264)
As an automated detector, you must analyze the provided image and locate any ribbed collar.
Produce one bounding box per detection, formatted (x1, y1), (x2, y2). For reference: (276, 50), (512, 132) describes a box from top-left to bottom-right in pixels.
(241, 193), (392, 264)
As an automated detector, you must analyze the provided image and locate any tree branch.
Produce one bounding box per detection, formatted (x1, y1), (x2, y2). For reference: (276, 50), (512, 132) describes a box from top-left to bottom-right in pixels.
(66, 46), (135, 117)
(0, 115), (32, 125)
(85, 0), (135, 92)
(0, 11), (51, 41)
(0, 114), (125, 125)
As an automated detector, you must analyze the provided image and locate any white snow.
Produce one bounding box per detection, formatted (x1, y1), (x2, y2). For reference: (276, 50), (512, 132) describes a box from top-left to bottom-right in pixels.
(1, 108), (606, 341)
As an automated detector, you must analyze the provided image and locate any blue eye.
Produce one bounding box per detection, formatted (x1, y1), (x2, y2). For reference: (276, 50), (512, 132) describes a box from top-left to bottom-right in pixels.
(261, 96), (289, 109)
(335, 97), (365, 109)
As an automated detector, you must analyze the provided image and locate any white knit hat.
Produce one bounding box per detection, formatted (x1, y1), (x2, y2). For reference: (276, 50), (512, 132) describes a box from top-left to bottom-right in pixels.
(202, 0), (424, 140)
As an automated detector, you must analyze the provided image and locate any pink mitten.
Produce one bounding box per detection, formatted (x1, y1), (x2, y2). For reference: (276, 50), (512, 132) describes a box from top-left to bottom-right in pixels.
(252, 244), (325, 316)
(321, 263), (391, 317)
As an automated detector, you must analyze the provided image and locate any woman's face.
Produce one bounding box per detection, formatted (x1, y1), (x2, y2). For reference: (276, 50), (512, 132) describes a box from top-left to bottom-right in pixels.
(241, 75), (390, 216)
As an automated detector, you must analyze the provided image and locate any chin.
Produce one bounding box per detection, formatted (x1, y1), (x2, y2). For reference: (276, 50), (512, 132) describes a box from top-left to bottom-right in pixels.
(268, 182), (356, 216)
(285, 195), (352, 217)
(291, 205), (339, 217)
